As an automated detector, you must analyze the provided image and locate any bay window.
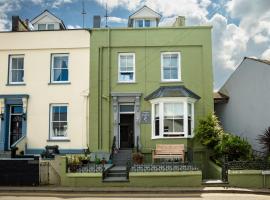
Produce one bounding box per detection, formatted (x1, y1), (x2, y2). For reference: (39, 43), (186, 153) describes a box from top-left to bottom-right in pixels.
(151, 98), (194, 138)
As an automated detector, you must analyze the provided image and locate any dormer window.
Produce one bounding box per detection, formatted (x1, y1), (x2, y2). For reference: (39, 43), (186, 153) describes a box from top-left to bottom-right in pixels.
(128, 6), (161, 28)
(134, 19), (156, 28)
(31, 10), (66, 31)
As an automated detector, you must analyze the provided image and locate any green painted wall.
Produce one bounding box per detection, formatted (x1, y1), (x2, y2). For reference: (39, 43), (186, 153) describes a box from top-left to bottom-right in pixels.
(89, 27), (213, 154)
(60, 157), (202, 187)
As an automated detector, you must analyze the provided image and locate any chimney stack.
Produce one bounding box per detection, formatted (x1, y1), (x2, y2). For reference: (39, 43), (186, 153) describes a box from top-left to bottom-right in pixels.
(173, 16), (185, 27)
(93, 16), (101, 28)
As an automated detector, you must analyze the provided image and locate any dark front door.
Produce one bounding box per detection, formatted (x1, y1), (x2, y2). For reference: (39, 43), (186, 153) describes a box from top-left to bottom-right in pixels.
(119, 114), (134, 149)
(9, 105), (23, 147)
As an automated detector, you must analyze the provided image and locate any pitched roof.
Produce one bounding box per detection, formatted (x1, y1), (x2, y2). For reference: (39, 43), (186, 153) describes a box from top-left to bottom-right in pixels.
(128, 5), (161, 27)
(214, 92), (229, 104)
(30, 9), (66, 29)
(245, 57), (270, 65)
(145, 86), (200, 101)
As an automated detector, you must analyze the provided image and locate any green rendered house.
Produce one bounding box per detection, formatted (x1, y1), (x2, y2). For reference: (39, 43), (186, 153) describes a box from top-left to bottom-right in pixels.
(89, 6), (213, 163)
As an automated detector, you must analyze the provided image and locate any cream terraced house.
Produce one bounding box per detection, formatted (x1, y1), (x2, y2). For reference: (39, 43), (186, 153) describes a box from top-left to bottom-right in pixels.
(0, 14), (90, 154)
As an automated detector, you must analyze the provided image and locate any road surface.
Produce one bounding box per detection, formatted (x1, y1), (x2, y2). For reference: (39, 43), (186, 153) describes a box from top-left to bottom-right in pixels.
(0, 193), (269, 200)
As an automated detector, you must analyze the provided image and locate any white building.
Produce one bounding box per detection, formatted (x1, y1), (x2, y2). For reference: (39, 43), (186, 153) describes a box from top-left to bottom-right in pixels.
(0, 11), (89, 154)
(215, 57), (270, 151)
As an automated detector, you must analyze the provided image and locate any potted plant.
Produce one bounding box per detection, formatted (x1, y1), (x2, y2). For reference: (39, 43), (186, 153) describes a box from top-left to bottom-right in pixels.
(101, 157), (107, 165)
(95, 157), (101, 164)
(68, 156), (80, 172)
(80, 155), (90, 165)
(132, 152), (144, 164)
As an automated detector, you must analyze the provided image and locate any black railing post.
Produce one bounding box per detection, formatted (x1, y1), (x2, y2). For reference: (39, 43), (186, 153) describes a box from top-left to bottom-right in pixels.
(222, 155), (228, 182)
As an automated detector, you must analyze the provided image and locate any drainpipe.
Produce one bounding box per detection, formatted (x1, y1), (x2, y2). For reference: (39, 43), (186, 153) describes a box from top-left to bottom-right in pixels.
(108, 28), (111, 152)
(98, 47), (103, 149)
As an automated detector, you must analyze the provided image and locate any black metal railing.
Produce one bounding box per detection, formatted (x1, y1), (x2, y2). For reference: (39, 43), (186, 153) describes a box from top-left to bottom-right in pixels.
(130, 162), (199, 172)
(227, 161), (270, 170)
(110, 136), (116, 160)
(67, 163), (105, 173)
(136, 136), (139, 152)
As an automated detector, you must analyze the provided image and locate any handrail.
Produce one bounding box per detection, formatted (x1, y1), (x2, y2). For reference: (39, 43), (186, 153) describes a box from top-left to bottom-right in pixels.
(10, 135), (26, 149)
(10, 135), (26, 158)
(110, 136), (116, 160)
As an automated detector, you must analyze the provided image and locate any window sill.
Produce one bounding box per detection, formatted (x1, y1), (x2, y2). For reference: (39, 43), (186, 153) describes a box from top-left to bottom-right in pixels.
(117, 81), (137, 84)
(6, 83), (26, 86)
(160, 81), (183, 84)
(47, 139), (70, 142)
(152, 136), (193, 139)
(48, 82), (71, 85)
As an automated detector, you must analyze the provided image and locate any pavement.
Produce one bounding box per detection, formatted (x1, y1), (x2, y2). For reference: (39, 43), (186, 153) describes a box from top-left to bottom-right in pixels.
(0, 186), (270, 195)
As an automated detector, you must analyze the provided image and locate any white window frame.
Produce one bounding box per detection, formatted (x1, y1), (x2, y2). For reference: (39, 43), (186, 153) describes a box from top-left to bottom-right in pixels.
(9, 55), (25, 84)
(161, 52), (181, 82)
(38, 23), (55, 30)
(134, 19), (156, 27)
(51, 54), (69, 83)
(50, 104), (69, 140)
(118, 53), (136, 83)
(151, 97), (195, 139)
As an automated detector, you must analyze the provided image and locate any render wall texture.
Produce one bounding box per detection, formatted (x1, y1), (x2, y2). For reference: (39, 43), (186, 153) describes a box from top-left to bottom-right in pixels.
(89, 27), (213, 153)
(215, 58), (270, 150)
(0, 30), (90, 152)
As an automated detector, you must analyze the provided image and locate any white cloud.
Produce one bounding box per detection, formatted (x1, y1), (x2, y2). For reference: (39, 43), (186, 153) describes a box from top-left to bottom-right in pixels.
(262, 48), (270, 60)
(52, 0), (74, 8)
(67, 24), (82, 29)
(0, 0), (21, 31)
(94, 0), (142, 11)
(107, 16), (127, 23)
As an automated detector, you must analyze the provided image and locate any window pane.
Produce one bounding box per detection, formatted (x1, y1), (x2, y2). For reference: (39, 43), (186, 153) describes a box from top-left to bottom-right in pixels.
(47, 24), (54, 30)
(52, 106), (59, 121)
(17, 58), (24, 69)
(54, 57), (62, 68)
(171, 68), (178, 79)
(53, 69), (62, 81)
(145, 20), (150, 27)
(136, 20), (143, 27)
(163, 55), (170, 68)
(11, 106), (23, 114)
(61, 57), (68, 69)
(12, 58), (17, 69)
(38, 24), (46, 30)
(59, 106), (67, 121)
(155, 118), (160, 136)
(164, 118), (173, 132)
(120, 105), (134, 112)
(155, 104), (159, 117)
(126, 56), (133, 67)
(163, 69), (171, 80)
(11, 70), (24, 82)
(188, 117), (192, 136)
(120, 72), (133, 81)
(188, 103), (192, 116)
(174, 118), (184, 132)
(61, 69), (69, 81)
(174, 103), (183, 116)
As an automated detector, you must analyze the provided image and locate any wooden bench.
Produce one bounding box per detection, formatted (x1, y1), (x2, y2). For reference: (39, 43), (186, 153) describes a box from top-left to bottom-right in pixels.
(152, 144), (185, 163)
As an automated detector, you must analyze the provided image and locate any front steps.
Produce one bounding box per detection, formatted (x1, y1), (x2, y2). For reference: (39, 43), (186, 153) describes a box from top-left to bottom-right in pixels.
(0, 151), (11, 158)
(202, 179), (229, 186)
(103, 166), (129, 182)
(112, 149), (132, 166)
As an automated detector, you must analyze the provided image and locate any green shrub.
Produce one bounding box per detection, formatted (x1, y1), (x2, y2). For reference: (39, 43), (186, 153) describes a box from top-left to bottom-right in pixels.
(194, 114), (223, 149)
(195, 113), (253, 161)
(215, 133), (252, 161)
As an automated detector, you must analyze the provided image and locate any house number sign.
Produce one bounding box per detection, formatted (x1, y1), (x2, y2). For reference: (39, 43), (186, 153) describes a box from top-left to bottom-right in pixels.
(141, 111), (151, 124)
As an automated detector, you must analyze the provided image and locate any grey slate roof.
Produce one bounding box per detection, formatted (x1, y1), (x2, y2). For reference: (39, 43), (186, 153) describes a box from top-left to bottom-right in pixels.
(144, 86), (200, 101)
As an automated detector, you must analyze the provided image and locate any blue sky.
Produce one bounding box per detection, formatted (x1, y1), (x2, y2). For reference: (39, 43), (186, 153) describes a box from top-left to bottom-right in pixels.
(0, 0), (270, 89)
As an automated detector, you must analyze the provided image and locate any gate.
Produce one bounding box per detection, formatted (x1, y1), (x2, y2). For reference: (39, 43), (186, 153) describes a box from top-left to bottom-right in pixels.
(39, 162), (50, 185)
(0, 157), (39, 186)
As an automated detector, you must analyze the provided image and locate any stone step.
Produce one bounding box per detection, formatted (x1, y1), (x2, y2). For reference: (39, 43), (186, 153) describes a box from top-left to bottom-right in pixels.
(202, 179), (229, 186)
(103, 176), (129, 182)
(107, 172), (127, 177)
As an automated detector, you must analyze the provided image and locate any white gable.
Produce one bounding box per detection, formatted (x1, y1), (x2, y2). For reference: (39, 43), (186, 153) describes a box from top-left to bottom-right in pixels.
(130, 6), (161, 19)
(30, 10), (65, 30)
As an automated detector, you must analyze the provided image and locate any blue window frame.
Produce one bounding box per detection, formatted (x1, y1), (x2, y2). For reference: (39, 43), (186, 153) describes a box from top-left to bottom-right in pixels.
(51, 54), (69, 83)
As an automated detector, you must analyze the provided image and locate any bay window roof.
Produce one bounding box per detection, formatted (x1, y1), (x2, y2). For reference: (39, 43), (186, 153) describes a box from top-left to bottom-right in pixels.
(145, 86), (200, 101)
